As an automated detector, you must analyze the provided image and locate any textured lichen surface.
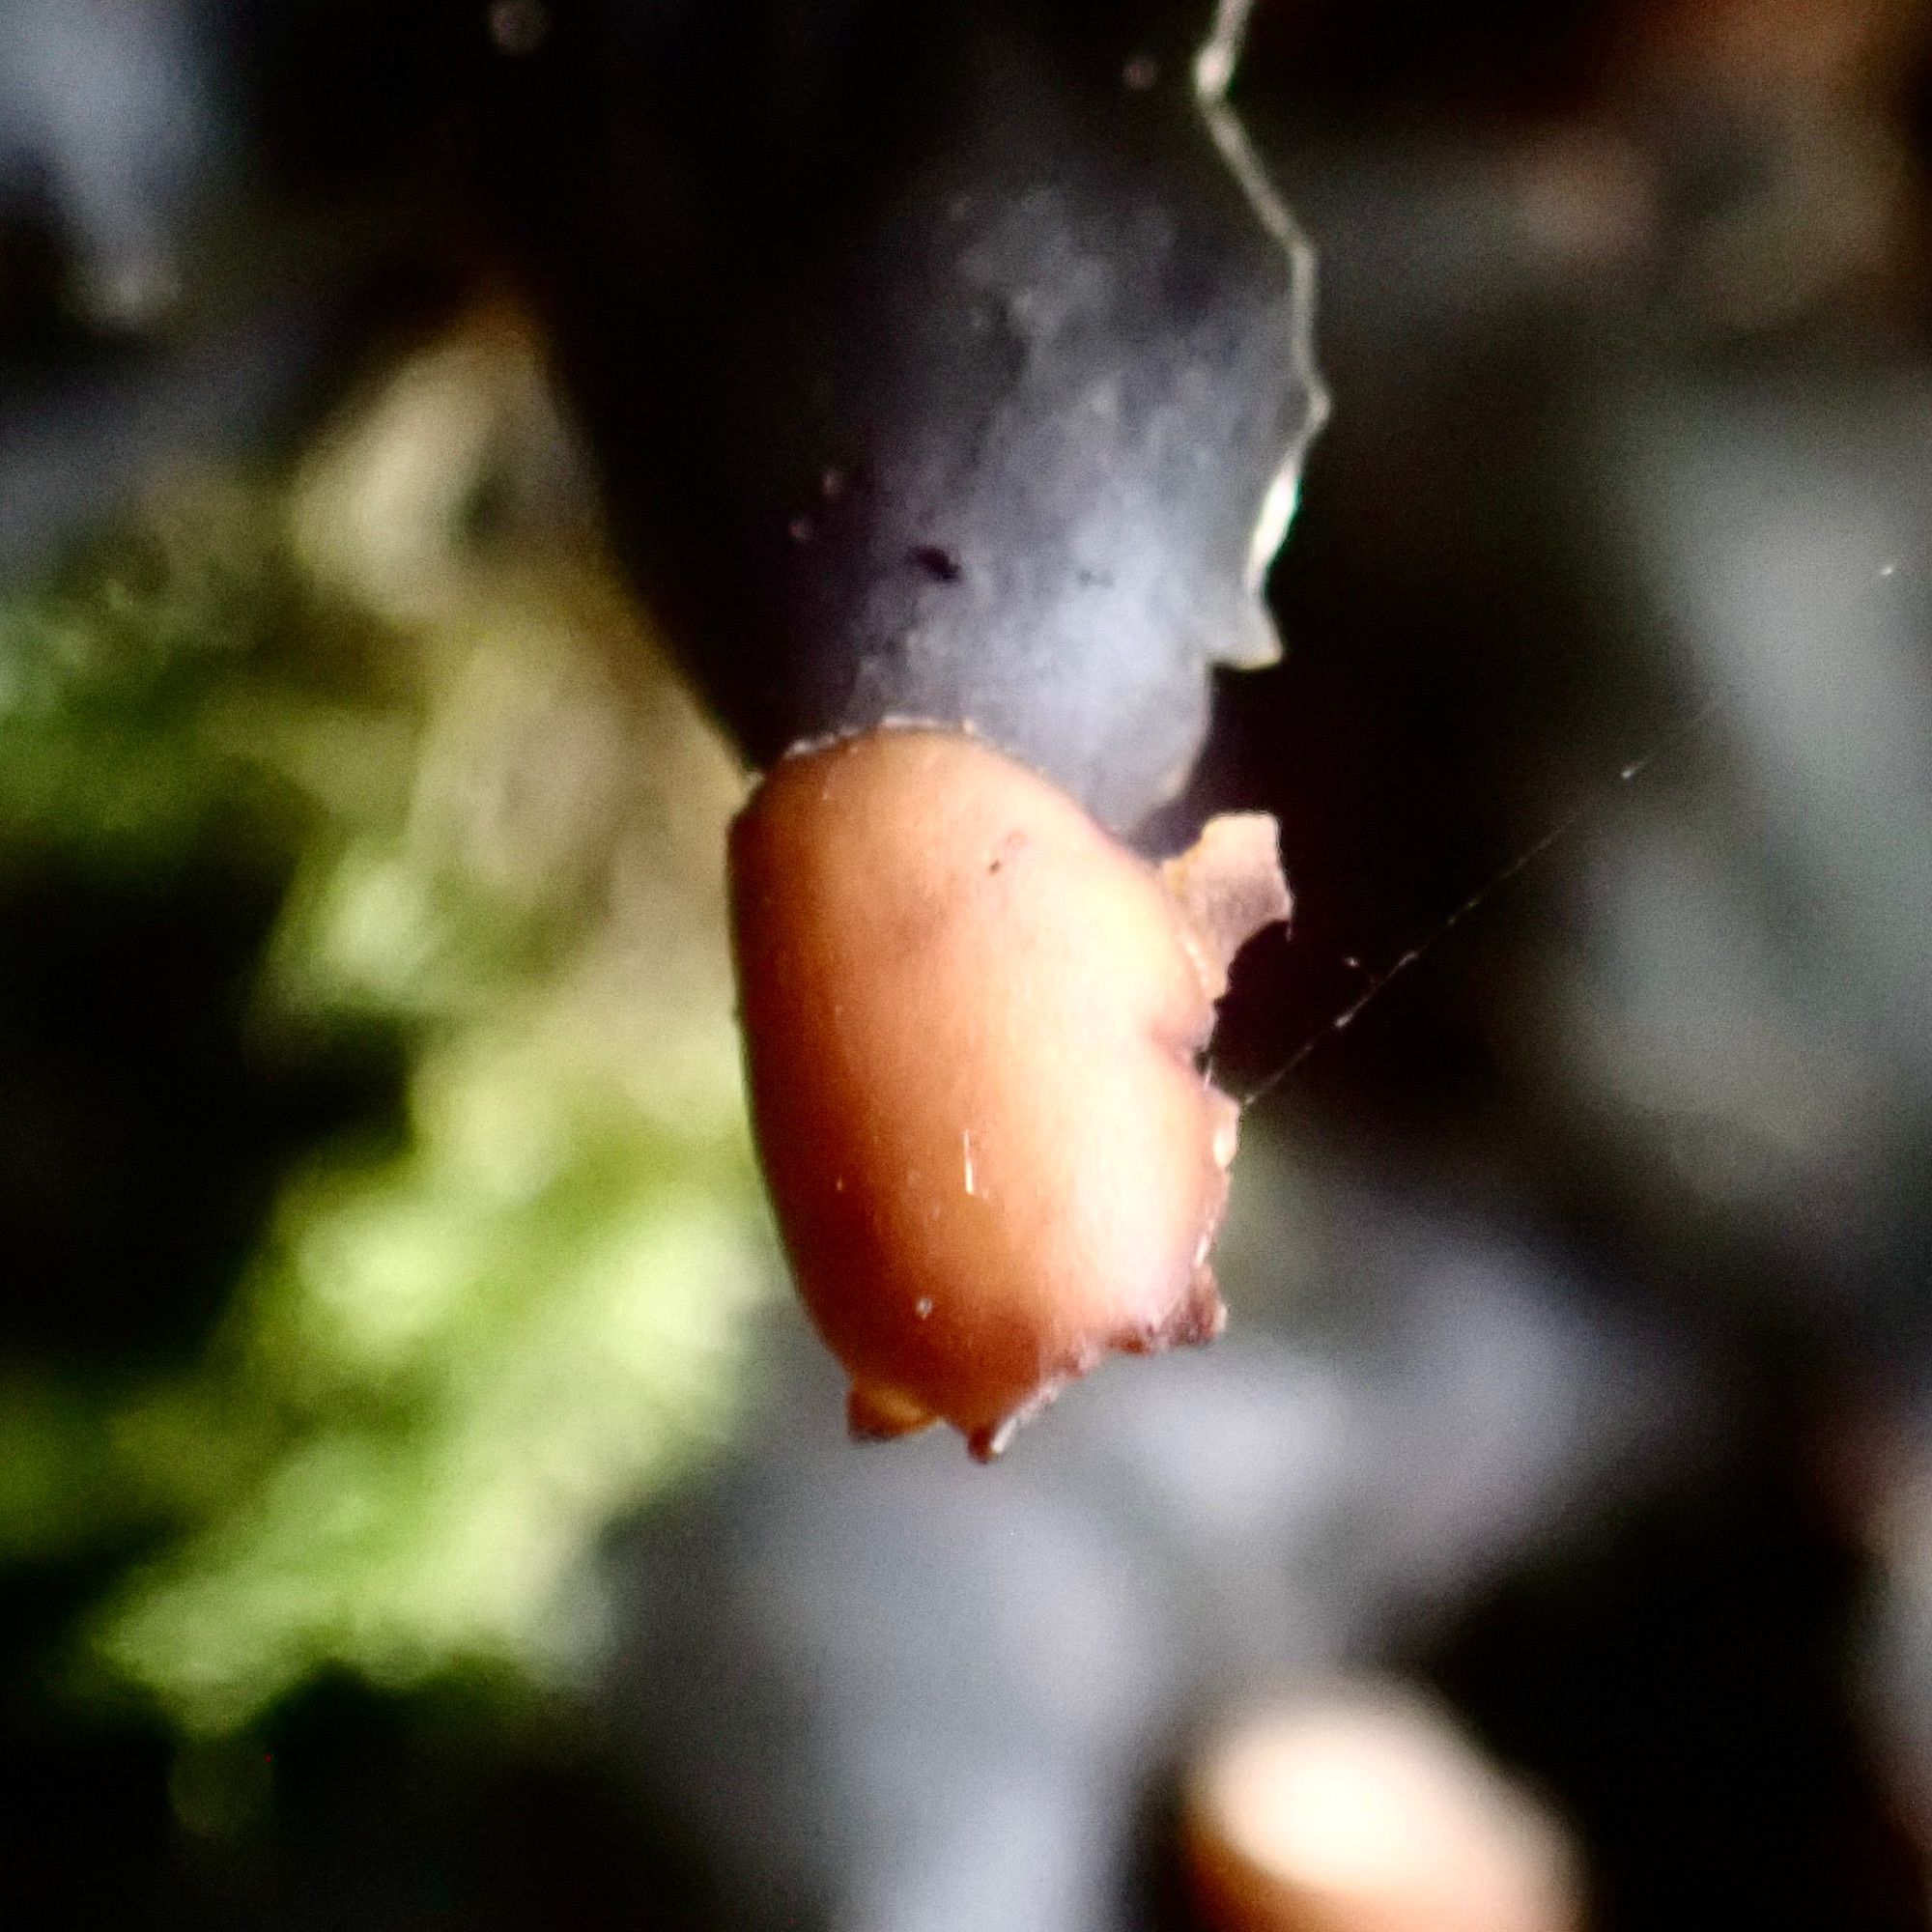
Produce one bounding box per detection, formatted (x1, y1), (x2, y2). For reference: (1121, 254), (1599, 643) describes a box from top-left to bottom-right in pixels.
(511, 0), (1321, 831)
(0, 327), (768, 1735)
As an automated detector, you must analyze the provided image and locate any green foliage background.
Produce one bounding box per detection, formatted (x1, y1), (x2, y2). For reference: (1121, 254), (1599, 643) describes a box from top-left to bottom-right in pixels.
(0, 323), (769, 1737)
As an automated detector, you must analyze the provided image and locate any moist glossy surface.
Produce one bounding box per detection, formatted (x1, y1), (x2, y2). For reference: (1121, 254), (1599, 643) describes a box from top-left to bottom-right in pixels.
(729, 724), (1288, 1456)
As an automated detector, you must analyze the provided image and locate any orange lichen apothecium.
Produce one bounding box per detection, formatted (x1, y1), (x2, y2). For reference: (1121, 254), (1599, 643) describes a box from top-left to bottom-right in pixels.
(728, 724), (1290, 1459)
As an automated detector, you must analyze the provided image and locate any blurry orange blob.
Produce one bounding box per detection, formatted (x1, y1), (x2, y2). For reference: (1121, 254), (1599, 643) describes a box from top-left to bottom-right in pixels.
(1183, 1689), (1581, 1932)
(728, 724), (1289, 1459)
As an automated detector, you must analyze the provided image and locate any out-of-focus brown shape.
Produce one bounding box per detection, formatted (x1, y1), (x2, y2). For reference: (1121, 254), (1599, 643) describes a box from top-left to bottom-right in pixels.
(1184, 1686), (1581, 1932)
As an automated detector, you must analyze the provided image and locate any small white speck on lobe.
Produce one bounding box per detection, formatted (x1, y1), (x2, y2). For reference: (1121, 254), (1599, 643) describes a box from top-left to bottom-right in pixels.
(915, 1296), (935, 1321)
(962, 1128), (977, 1197)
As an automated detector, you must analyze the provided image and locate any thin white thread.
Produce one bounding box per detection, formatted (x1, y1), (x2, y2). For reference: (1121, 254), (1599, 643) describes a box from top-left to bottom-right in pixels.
(1191, 11), (1711, 1102)
(1241, 698), (1722, 1103)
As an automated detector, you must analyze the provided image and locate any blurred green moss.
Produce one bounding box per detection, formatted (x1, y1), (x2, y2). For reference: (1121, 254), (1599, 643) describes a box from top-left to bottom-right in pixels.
(0, 323), (769, 1736)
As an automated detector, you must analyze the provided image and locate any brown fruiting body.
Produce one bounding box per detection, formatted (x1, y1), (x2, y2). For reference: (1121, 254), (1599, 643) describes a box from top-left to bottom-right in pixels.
(728, 724), (1289, 1458)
